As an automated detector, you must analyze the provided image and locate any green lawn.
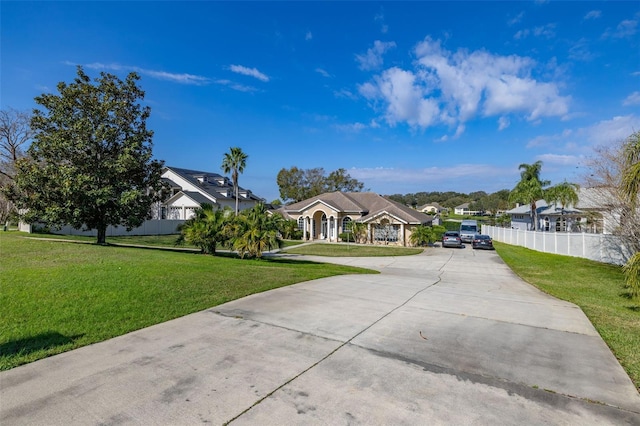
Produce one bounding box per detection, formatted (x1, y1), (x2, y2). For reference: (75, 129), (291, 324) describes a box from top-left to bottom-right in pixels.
(495, 242), (640, 391)
(283, 242), (423, 257)
(23, 233), (306, 250)
(0, 232), (375, 370)
(5, 231), (636, 391)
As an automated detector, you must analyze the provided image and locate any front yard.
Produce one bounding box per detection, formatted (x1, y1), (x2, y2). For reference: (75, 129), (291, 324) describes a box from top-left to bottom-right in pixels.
(0, 232), (374, 370)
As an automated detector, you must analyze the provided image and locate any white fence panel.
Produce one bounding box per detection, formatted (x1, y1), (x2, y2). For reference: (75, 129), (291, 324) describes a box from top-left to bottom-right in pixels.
(483, 225), (629, 265)
(48, 220), (185, 237)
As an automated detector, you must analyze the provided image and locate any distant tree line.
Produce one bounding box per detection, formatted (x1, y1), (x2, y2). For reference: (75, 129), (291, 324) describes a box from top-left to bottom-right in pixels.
(385, 190), (511, 214)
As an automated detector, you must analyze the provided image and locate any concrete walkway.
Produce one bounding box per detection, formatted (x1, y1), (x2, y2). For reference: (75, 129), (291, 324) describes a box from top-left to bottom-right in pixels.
(1, 247), (639, 424)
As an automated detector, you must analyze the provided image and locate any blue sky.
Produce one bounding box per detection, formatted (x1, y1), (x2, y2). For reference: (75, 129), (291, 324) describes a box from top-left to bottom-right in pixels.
(2, 1), (639, 202)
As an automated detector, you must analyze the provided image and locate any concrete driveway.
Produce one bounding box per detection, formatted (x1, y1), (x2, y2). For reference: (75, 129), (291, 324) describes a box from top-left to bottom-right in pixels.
(1, 246), (639, 425)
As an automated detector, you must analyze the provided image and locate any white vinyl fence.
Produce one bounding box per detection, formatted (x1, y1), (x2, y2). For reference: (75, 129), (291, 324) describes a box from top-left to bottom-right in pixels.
(26, 219), (185, 237)
(483, 225), (632, 266)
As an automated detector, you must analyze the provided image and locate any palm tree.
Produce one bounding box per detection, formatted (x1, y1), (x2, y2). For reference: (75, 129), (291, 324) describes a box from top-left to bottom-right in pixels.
(409, 225), (432, 247)
(545, 181), (580, 210)
(509, 161), (550, 231)
(221, 147), (248, 216)
(347, 221), (368, 244)
(231, 203), (282, 258)
(176, 204), (233, 255)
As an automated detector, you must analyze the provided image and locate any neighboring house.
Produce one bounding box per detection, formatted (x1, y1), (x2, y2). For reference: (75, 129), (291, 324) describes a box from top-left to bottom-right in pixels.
(417, 202), (447, 214)
(158, 166), (264, 219)
(506, 200), (585, 232)
(575, 187), (620, 235)
(278, 191), (433, 246)
(454, 202), (481, 215)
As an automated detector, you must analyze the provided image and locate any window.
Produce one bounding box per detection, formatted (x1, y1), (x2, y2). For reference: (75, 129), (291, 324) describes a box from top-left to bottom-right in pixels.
(374, 224), (399, 242)
(342, 217), (352, 232)
(297, 217), (304, 231)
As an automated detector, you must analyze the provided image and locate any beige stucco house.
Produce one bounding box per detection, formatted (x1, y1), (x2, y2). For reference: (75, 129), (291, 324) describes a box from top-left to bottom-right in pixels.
(279, 192), (433, 246)
(417, 202), (447, 214)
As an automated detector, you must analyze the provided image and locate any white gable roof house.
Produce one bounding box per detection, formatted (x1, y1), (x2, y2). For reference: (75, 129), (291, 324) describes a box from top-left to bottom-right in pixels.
(486, 190), (637, 265)
(506, 200), (585, 232)
(159, 166), (264, 220)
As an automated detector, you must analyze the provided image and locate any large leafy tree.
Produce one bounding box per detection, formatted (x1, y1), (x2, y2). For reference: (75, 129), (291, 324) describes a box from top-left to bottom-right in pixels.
(325, 168), (365, 193)
(277, 166), (365, 203)
(221, 146), (248, 216)
(509, 161), (550, 231)
(8, 67), (165, 244)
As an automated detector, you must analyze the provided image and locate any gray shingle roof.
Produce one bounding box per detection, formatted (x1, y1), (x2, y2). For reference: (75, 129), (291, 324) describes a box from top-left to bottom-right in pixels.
(507, 199), (583, 215)
(164, 166), (263, 202)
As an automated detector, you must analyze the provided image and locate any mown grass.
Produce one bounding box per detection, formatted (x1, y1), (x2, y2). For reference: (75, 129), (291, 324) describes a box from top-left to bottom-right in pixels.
(494, 241), (640, 391)
(24, 233), (306, 250)
(283, 242), (423, 257)
(0, 232), (375, 370)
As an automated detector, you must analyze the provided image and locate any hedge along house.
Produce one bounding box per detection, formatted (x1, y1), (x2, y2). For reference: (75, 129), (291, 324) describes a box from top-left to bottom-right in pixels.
(280, 192), (433, 246)
(159, 166), (264, 219)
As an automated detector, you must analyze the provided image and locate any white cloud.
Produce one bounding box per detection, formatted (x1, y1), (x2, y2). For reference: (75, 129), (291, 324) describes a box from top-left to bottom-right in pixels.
(582, 115), (640, 145)
(77, 62), (210, 85)
(623, 91), (640, 106)
(535, 153), (580, 166)
(603, 18), (638, 38)
(334, 122), (367, 132)
(514, 23), (555, 39)
(584, 10), (601, 20)
(508, 12), (525, 26)
(498, 116), (510, 131)
(355, 40), (396, 71)
(229, 65), (270, 82)
(526, 116), (639, 152)
(534, 23), (556, 38)
(334, 88), (358, 100)
(359, 37), (570, 133)
(568, 38), (595, 62)
(349, 164), (513, 191)
(359, 67), (440, 128)
(213, 79), (257, 93)
(375, 9), (388, 33)
(514, 29), (529, 40)
(315, 68), (331, 78)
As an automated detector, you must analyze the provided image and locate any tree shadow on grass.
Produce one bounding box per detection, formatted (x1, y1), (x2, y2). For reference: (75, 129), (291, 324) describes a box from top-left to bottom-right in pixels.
(0, 331), (84, 357)
(617, 290), (640, 311)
